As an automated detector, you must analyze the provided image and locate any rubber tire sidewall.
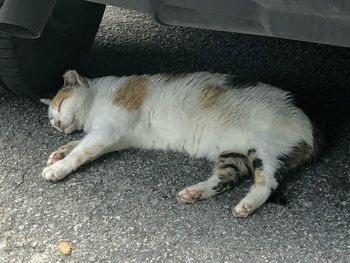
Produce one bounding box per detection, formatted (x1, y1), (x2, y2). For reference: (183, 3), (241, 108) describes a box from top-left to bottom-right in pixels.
(0, 0), (105, 96)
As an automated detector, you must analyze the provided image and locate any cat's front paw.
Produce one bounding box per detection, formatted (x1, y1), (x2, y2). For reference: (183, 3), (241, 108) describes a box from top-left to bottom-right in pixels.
(42, 161), (70, 182)
(233, 202), (253, 218)
(177, 188), (203, 203)
(47, 150), (66, 166)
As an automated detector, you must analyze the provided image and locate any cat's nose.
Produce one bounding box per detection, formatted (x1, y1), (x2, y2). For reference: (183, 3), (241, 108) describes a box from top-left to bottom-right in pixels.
(55, 120), (61, 127)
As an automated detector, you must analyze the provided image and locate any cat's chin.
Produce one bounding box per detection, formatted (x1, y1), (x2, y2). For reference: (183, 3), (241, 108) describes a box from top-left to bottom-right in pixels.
(63, 126), (76, 134)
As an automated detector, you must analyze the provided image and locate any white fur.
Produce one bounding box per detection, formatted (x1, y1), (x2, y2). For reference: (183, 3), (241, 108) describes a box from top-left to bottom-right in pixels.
(41, 71), (315, 217)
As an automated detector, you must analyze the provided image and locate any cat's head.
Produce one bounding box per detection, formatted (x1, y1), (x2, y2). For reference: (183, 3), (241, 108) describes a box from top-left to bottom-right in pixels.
(40, 70), (90, 134)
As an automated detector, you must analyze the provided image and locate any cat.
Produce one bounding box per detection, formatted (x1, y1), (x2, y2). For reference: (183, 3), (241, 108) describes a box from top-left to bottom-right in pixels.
(40, 70), (323, 217)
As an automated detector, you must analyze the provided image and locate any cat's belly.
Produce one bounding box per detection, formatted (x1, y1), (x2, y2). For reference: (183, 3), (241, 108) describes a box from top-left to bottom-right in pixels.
(129, 125), (251, 161)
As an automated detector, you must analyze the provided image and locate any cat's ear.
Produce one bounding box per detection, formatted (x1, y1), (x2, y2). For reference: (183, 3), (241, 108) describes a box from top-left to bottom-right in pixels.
(63, 69), (84, 86)
(40, 98), (52, 106)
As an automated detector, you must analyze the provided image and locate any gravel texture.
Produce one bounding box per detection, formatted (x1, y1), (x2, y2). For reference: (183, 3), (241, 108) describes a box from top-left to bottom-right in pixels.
(1, 6), (350, 263)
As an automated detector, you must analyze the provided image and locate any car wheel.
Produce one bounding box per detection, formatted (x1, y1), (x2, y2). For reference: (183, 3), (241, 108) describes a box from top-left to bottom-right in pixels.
(0, 0), (105, 96)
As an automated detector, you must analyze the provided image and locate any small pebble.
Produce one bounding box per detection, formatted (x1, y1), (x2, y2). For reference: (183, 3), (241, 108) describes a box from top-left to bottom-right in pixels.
(58, 240), (72, 255)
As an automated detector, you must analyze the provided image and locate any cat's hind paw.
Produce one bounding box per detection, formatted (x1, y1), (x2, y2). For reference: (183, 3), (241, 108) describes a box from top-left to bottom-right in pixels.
(177, 188), (203, 204)
(233, 203), (253, 218)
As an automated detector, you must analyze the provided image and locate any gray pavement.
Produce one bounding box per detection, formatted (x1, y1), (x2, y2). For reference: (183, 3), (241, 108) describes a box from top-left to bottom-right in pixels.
(1, 6), (350, 263)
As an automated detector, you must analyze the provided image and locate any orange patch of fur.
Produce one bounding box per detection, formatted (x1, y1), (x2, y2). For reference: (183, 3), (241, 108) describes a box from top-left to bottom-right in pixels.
(84, 144), (104, 157)
(84, 148), (96, 156)
(59, 141), (77, 153)
(113, 76), (148, 111)
(199, 85), (227, 108)
(75, 145), (103, 166)
(52, 88), (73, 111)
(254, 170), (265, 185)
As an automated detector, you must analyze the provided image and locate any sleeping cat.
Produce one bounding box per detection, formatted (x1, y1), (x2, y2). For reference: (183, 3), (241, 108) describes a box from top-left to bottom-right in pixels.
(40, 70), (323, 217)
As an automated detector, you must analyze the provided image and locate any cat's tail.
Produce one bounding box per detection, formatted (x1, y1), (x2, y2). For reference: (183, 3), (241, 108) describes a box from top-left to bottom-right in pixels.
(267, 121), (324, 205)
(310, 121), (325, 164)
(283, 120), (325, 172)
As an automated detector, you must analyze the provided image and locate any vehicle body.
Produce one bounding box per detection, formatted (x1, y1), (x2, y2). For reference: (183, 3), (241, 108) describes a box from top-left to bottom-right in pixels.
(93, 0), (350, 48)
(0, 0), (349, 95)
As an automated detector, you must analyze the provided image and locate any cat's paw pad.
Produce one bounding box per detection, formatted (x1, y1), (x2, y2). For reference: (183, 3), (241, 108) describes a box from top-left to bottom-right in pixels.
(177, 188), (202, 204)
(233, 203), (253, 218)
(47, 150), (66, 166)
(42, 164), (66, 182)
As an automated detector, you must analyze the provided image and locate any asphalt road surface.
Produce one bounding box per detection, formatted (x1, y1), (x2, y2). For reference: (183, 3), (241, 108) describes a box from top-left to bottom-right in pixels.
(1, 7), (350, 263)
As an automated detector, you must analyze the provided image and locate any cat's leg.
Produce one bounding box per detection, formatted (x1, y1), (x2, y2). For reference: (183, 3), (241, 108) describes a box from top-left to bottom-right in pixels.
(42, 132), (127, 181)
(233, 149), (278, 218)
(46, 140), (80, 166)
(177, 152), (251, 203)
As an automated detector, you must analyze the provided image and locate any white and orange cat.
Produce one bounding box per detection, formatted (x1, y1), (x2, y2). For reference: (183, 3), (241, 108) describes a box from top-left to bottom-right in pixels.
(40, 70), (322, 217)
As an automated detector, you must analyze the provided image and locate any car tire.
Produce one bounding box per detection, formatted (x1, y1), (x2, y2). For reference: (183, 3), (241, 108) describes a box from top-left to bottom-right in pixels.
(0, 0), (105, 96)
